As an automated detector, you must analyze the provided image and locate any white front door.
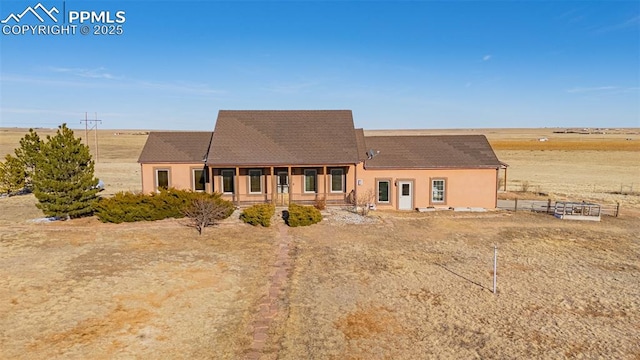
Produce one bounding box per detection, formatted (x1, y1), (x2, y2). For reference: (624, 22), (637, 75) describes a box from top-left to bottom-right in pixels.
(398, 181), (413, 210)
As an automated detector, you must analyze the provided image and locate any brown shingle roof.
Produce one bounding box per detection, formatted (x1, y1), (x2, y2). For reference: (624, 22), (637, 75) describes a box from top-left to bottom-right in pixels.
(363, 135), (502, 169)
(138, 132), (213, 163)
(207, 110), (360, 166)
(354, 128), (368, 161)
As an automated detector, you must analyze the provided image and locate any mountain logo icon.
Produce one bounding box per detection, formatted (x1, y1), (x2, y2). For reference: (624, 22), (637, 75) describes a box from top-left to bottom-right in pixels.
(1, 3), (59, 24)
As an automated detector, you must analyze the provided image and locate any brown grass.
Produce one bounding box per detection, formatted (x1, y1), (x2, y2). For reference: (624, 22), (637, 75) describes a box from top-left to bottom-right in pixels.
(1, 127), (639, 358)
(490, 139), (640, 151)
(278, 211), (640, 359)
(334, 305), (402, 340)
(0, 203), (277, 359)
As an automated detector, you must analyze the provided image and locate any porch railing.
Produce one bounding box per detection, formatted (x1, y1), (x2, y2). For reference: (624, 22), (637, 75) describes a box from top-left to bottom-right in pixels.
(221, 192), (352, 207)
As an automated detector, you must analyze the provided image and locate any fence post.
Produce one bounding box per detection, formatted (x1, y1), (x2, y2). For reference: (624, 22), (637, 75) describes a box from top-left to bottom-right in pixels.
(615, 202), (620, 217)
(546, 199), (551, 214)
(493, 245), (498, 295)
(514, 198), (518, 212)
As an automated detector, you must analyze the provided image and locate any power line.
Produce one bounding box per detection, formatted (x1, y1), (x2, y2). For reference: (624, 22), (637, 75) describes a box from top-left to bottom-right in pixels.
(80, 112), (103, 163)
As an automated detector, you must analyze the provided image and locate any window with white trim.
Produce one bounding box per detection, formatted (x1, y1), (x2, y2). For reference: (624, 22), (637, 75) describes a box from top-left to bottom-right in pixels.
(377, 180), (390, 203)
(193, 169), (206, 192)
(432, 179), (445, 203)
(222, 170), (234, 194)
(249, 169), (263, 194)
(330, 169), (344, 193)
(304, 169), (317, 193)
(155, 169), (169, 190)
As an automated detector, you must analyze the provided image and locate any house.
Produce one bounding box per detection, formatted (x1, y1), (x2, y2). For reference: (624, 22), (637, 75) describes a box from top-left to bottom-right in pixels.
(138, 110), (504, 209)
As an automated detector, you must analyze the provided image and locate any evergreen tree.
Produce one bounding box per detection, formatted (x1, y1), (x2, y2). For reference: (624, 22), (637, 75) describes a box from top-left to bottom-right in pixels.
(0, 154), (27, 194)
(32, 124), (99, 218)
(14, 128), (42, 190)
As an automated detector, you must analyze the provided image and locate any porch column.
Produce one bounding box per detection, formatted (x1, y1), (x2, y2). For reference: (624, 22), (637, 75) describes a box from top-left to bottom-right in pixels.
(235, 166), (240, 206)
(287, 166), (292, 205)
(270, 166), (275, 204)
(323, 165), (327, 201)
(353, 163), (358, 207)
(206, 166), (212, 194)
(504, 166), (508, 192)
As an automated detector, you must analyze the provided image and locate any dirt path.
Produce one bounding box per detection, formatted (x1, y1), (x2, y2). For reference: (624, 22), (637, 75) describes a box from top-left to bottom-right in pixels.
(246, 222), (293, 359)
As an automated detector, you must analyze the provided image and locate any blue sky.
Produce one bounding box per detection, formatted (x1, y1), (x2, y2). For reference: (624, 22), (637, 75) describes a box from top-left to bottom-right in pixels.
(1, 1), (638, 130)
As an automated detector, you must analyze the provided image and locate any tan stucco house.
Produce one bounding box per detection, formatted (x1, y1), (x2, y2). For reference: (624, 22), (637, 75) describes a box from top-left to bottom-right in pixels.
(138, 110), (504, 209)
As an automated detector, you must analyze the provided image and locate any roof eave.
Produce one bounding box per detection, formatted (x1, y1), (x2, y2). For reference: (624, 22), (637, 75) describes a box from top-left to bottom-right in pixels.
(364, 165), (502, 170)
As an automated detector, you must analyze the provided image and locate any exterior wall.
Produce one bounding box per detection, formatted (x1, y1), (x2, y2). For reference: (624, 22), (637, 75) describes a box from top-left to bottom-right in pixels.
(140, 163), (210, 194)
(141, 162), (497, 209)
(141, 163), (498, 209)
(356, 163), (499, 209)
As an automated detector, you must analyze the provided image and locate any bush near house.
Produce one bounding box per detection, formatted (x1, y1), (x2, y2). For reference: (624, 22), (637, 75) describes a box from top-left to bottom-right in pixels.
(240, 204), (275, 227)
(287, 203), (322, 227)
(95, 188), (234, 223)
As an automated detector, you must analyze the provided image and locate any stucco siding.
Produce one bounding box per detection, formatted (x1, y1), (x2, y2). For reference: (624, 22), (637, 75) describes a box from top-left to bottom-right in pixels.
(357, 163), (498, 209)
(140, 163), (209, 194)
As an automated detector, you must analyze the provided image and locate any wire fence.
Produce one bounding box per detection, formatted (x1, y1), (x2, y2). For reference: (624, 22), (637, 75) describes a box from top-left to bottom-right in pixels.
(497, 199), (620, 217)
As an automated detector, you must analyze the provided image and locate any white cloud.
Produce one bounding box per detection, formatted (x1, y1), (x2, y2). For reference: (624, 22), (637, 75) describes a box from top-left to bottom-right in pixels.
(49, 66), (117, 79)
(566, 86), (617, 93)
(566, 86), (639, 95)
(1, 72), (224, 96)
(0, 107), (127, 117)
(482, 55), (492, 61)
(593, 15), (640, 34)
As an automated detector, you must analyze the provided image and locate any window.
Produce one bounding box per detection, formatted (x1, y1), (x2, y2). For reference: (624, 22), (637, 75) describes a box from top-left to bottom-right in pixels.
(402, 183), (411, 196)
(432, 179), (445, 203)
(304, 169), (317, 193)
(249, 169), (262, 194)
(377, 180), (390, 203)
(330, 169), (344, 192)
(222, 170), (234, 194)
(193, 169), (206, 192)
(155, 169), (169, 190)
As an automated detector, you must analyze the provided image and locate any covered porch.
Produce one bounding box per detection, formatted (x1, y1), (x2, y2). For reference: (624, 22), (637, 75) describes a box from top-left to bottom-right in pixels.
(209, 165), (356, 207)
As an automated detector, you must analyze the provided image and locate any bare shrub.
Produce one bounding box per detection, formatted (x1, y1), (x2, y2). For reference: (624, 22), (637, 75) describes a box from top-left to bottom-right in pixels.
(497, 176), (505, 190)
(183, 197), (232, 235)
(519, 181), (530, 193)
(354, 189), (375, 216)
(313, 196), (326, 211)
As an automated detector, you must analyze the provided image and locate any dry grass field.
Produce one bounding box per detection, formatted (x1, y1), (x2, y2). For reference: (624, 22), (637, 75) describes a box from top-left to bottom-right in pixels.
(277, 211), (639, 359)
(1, 126), (639, 359)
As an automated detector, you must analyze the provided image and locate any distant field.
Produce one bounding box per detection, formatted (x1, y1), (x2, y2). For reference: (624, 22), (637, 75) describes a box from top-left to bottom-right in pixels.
(490, 139), (640, 151)
(1, 128), (149, 195)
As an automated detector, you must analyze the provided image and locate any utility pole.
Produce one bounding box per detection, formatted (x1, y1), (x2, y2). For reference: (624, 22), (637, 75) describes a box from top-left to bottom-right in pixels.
(80, 112), (103, 162)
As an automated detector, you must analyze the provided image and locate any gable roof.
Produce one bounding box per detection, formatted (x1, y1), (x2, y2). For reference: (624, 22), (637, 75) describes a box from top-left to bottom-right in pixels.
(138, 132), (213, 163)
(207, 110), (360, 166)
(363, 135), (502, 169)
(354, 128), (368, 162)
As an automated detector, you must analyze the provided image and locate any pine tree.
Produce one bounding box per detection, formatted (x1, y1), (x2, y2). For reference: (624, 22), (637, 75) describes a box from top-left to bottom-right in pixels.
(32, 124), (99, 218)
(0, 154), (27, 194)
(14, 128), (42, 190)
